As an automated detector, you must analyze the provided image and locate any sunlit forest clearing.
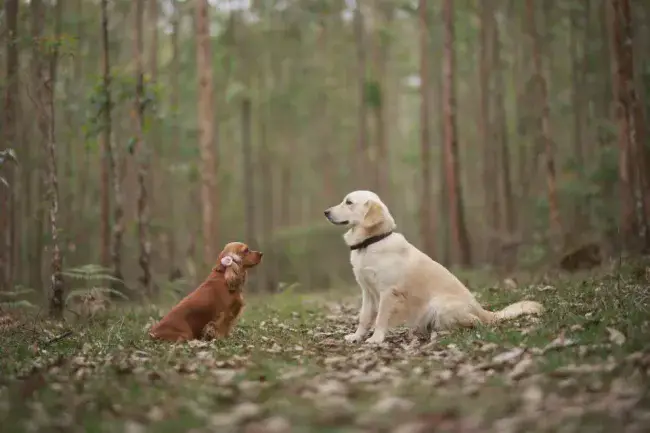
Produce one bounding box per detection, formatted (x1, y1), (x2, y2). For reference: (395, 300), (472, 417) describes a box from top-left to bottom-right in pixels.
(1, 0), (650, 431)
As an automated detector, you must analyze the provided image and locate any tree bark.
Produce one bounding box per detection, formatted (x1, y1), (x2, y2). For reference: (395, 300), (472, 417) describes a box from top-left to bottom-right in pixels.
(442, 0), (472, 266)
(354, 2), (369, 185)
(493, 13), (515, 235)
(101, 0), (124, 285)
(373, 3), (390, 199)
(478, 0), (497, 261)
(30, 0), (47, 291)
(134, 0), (152, 293)
(418, 0), (434, 257)
(241, 98), (256, 246)
(47, 0), (65, 319)
(168, 0), (180, 275)
(195, 0), (219, 264)
(610, 0), (650, 251)
(1, 0), (19, 291)
(526, 0), (563, 250)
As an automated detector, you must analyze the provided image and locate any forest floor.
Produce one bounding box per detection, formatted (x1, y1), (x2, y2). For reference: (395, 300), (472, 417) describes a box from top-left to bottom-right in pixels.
(1, 264), (650, 433)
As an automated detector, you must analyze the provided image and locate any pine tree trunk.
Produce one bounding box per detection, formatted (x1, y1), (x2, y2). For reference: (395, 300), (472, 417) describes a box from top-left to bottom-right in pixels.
(317, 18), (335, 204)
(570, 4), (586, 232)
(101, 0), (124, 285)
(195, 0), (219, 265)
(373, 4), (390, 199)
(354, 2), (369, 184)
(259, 120), (275, 291)
(493, 16), (515, 235)
(169, 0), (180, 276)
(1, 0), (19, 291)
(442, 0), (472, 266)
(478, 0), (497, 262)
(418, 0), (434, 257)
(148, 0), (161, 263)
(610, 0), (650, 251)
(47, 0), (65, 319)
(134, 0), (152, 293)
(241, 98), (256, 246)
(526, 0), (563, 249)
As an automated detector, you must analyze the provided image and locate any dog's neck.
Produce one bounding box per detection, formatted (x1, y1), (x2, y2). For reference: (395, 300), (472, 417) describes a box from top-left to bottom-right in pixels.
(344, 219), (396, 250)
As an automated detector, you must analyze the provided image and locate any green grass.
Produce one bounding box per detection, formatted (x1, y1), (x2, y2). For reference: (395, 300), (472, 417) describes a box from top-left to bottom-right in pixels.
(1, 267), (650, 433)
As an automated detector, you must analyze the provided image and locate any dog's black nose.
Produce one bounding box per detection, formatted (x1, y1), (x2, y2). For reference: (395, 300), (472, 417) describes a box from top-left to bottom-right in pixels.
(324, 209), (331, 217)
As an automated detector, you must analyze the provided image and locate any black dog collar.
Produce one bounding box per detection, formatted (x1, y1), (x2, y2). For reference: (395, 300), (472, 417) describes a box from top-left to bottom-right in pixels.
(349, 231), (394, 251)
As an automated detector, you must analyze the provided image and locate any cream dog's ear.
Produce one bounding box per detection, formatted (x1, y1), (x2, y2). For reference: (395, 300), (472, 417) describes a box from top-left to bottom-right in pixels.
(361, 200), (384, 230)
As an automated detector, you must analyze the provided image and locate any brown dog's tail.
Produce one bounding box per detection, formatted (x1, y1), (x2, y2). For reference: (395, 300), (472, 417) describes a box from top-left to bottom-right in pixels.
(480, 300), (543, 323)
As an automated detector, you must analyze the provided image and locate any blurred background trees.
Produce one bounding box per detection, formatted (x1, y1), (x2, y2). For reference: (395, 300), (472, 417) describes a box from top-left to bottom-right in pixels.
(0, 0), (648, 310)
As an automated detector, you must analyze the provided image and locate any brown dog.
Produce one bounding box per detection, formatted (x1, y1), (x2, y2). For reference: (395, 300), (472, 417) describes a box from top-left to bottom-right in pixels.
(149, 242), (263, 342)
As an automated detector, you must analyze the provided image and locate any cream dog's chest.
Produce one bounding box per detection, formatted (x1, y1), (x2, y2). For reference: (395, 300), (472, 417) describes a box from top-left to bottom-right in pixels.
(351, 250), (403, 290)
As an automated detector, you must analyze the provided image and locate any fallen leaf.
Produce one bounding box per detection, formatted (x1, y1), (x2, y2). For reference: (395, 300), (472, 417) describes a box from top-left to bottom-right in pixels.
(492, 348), (525, 365)
(539, 332), (577, 353)
(606, 327), (626, 346)
(509, 355), (534, 380)
(372, 396), (414, 414)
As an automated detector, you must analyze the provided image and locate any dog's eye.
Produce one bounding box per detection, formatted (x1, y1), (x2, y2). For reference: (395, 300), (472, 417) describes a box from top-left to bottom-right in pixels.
(243, 248), (249, 254)
(345, 199), (353, 205)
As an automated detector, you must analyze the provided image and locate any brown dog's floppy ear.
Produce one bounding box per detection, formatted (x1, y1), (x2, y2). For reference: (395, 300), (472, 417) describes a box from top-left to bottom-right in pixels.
(362, 200), (384, 230)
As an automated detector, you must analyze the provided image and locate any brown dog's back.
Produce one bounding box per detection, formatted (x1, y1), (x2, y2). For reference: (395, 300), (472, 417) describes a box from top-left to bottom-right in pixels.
(149, 272), (241, 342)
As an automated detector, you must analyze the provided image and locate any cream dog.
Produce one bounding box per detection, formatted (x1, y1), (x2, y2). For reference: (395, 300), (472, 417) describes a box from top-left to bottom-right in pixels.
(324, 190), (543, 344)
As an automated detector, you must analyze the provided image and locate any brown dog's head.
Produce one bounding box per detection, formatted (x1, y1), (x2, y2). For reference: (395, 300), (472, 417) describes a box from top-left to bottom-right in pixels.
(214, 242), (263, 289)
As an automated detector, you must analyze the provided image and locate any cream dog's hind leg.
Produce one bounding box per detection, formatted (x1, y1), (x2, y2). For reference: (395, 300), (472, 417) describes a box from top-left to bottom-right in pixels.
(345, 287), (377, 342)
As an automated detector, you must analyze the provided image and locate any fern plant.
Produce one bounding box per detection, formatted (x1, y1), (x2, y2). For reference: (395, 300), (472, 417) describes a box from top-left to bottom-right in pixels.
(63, 264), (128, 304)
(0, 286), (37, 310)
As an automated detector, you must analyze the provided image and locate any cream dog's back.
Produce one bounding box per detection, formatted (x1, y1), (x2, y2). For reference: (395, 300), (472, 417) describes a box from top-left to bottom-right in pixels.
(325, 190), (543, 344)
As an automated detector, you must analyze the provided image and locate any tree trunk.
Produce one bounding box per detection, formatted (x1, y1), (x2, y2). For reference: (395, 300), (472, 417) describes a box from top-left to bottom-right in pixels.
(134, 0), (152, 293)
(101, 0), (124, 285)
(195, 0), (219, 265)
(46, 0), (65, 319)
(354, 2), (369, 186)
(1, 0), (19, 291)
(418, 0), (434, 257)
(30, 0), (47, 291)
(148, 0), (161, 247)
(526, 0), (563, 249)
(569, 4), (586, 231)
(442, 0), (472, 266)
(610, 0), (650, 251)
(241, 98), (256, 246)
(478, 0), (497, 262)
(373, 3), (390, 199)
(168, 0), (180, 276)
(493, 14), (515, 235)
(259, 120), (275, 291)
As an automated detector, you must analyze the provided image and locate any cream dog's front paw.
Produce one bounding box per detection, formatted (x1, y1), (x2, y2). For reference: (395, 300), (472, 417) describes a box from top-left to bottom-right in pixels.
(365, 332), (386, 344)
(344, 332), (364, 343)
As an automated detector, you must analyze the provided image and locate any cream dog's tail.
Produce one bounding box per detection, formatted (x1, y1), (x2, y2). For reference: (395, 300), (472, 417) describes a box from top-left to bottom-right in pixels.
(480, 300), (544, 323)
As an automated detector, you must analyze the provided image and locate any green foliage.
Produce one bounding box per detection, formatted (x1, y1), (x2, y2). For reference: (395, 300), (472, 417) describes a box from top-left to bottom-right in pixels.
(85, 72), (160, 142)
(261, 223), (353, 290)
(364, 79), (382, 109)
(62, 264), (122, 283)
(65, 286), (128, 304)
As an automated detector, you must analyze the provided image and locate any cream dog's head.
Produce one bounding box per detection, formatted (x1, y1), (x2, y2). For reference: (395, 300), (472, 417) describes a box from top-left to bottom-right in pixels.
(324, 190), (396, 235)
